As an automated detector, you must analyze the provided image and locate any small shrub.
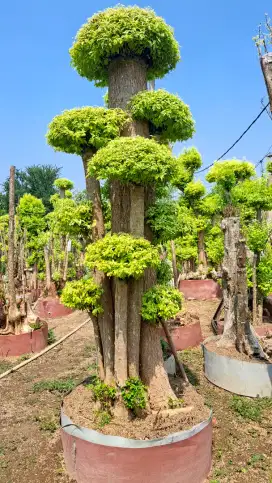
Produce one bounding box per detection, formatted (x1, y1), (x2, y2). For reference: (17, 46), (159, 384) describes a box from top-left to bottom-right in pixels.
(33, 379), (75, 394)
(47, 328), (56, 345)
(35, 415), (58, 433)
(29, 321), (42, 330)
(121, 378), (147, 412)
(18, 354), (31, 362)
(87, 377), (116, 409)
(141, 285), (182, 324)
(230, 395), (272, 422)
(94, 410), (112, 428)
(168, 397), (184, 409)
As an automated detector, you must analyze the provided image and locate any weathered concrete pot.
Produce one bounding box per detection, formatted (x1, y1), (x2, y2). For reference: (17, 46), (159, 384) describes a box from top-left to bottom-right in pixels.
(0, 323), (48, 357)
(179, 279), (222, 300)
(159, 321), (203, 351)
(202, 336), (272, 398)
(61, 409), (212, 483)
(35, 297), (73, 319)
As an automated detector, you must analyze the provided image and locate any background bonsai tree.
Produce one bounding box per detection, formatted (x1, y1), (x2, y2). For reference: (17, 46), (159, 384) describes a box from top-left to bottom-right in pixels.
(206, 160), (264, 354)
(57, 5), (207, 418)
(254, 14), (272, 111)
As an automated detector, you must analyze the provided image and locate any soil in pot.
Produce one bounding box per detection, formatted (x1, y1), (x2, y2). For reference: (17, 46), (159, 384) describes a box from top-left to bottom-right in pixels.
(205, 337), (272, 364)
(169, 310), (200, 329)
(63, 379), (210, 440)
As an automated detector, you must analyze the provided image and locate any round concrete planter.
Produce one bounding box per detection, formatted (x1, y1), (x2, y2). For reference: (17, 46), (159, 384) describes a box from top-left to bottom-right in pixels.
(179, 279), (222, 300)
(0, 323), (48, 357)
(202, 336), (272, 398)
(61, 409), (212, 483)
(35, 297), (73, 319)
(159, 321), (203, 351)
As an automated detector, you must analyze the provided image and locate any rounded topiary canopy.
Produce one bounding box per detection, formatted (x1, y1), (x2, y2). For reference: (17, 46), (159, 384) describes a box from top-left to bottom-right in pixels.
(206, 160), (255, 188)
(141, 285), (182, 324)
(70, 6), (180, 86)
(172, 148), (202, 191)
(129, 89), (195, 142)
(184, 180), (206, 202)
(61, 277), (103, 315)
(54, 178), (74, 191)
(85, 233), (160, 279)
(47, 107), (129, 155)
(88, 136), (176, 185)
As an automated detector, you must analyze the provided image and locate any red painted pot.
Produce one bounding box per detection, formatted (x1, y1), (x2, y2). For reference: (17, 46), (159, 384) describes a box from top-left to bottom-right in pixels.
(61, 410), (212, 483)
(159, 321), (203, 351)
(0, 323), (48, 357)
(179, 279), (222, 300)
(35, 297), (73, 319)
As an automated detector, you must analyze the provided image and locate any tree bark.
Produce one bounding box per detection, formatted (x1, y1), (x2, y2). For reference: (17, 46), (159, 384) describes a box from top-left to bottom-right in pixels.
(114, 279), (128, 385)
(170, 240), (178, 288)
(90, 314), (105, 381)
(6, 166), (21, 334)
(82, 151), (105, 240)
(260, 53), (272, 112)
(252, 253), (258, 326)
(161, 319), (188, 383)
(63, 235), (69, 282)
(197, 230), (207, 272)
(44, 245), (51, 292)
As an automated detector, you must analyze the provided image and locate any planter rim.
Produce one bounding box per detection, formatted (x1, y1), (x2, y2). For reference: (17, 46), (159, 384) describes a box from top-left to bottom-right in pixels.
(61, 408), (212, 449)
(202, 335), (272, 368)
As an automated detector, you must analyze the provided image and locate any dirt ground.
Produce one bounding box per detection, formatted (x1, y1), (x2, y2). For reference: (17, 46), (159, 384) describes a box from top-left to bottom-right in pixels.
(0, 300), (271, 482)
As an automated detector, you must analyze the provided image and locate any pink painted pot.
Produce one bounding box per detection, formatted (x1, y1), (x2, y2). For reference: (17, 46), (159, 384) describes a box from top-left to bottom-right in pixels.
(159, 321), (203, 351)
(61, 410), (212, 483)
(35, 298), (73, 319)
(0, 323), (48, 357)
(179, 279), (222, 300)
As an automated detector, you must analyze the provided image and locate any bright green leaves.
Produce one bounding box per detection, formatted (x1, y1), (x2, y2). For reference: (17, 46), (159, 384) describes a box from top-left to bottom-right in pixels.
(232, 178), (272, 212)
(141, 285), (183, 323)
(54, 178), (74, 191)
(129, 89), (195, 143)
(246, 222), (270, 254)
(69, 6), (180, 86)
(121, 378), (147, 412)
(61, 277), (103, 315)
(89, 136), (176, 185)
(184, 180), (206, 203)
(206, 160), (255, 194)
(172, 148), (202, 191)
(17, 194), (46, 236)
(47, 198), (92, 238)
(47, 107), (129, 155)
(85, 233), (160, 280)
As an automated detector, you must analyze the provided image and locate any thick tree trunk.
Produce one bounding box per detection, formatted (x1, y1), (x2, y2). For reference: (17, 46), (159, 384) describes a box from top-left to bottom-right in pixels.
(63, 236), (69, 283)
(82, 151), (105, 240)
(6, 167), (21, 334)
(114, 279), (128, 385)
(90, 314), (105, 381)
(161, 319), (188, 383)
(260, 53), (272, 112)
(141, 323), (177, 410)
(197, 230), (207, 272)
(170, 240), (178, 288)
(44, 245), (51, 292)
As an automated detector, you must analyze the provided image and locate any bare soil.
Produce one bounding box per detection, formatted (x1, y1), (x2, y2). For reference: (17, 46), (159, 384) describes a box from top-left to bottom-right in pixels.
(0, 299), (271, 482)
(63, 379), (210, 440)
(169, 309), (200, 328)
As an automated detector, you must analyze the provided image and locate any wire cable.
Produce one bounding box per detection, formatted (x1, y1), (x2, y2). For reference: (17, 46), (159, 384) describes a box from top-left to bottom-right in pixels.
(196, 102), (270, 174)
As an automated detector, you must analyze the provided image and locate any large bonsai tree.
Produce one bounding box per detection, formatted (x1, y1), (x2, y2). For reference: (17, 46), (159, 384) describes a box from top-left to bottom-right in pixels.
(59, 5), (199, 415)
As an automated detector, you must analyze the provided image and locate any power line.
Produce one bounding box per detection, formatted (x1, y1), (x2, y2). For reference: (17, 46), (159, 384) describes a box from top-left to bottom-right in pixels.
(196, 102), (270, 174)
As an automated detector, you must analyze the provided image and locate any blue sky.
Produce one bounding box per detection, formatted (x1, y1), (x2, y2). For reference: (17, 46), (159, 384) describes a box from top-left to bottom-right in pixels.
(0, 0), (271, 189)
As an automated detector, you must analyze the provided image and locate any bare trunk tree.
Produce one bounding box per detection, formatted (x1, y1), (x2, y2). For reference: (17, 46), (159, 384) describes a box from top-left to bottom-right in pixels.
(82, 150), (105, 240)
(114, 279), (128, 385)
(260, 53), (272, 112)
(44, 244), (52, 292)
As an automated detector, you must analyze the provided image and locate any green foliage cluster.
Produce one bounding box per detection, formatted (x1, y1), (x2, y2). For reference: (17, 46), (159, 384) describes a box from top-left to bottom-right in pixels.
(156, 258), (173, 285)
(205, 225), (224, 266)
(54, 178), (74, 191)
(256, 247), (272, 295)
(48, 198), (92, 238)
(121, 377), (147, 412)
(266, 159), (272, 173)
(47, 107), (129, 155)
(232, 178), (272, 212)
(174, 235), (198, 263)
(147, 197), (179, 242)
(86, 233), (160, 279)
(17, 194), (46, 236)
(129, 89), (195, 142)
(47, 328), (57, 345)
(0, 165), (60, 213)
(246, 222), (269, 254)
(88, 377), (116, 407)
(173, 148), (202, 191)
(61, 277), (103, 315)
(141, 285), (182, 323)
(206, 160), (255, 194)
(33, 379), (75, 394)
(89, 136), (176, 185)
(70, 6), (180, 86)
(184, 180), (206, 203)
